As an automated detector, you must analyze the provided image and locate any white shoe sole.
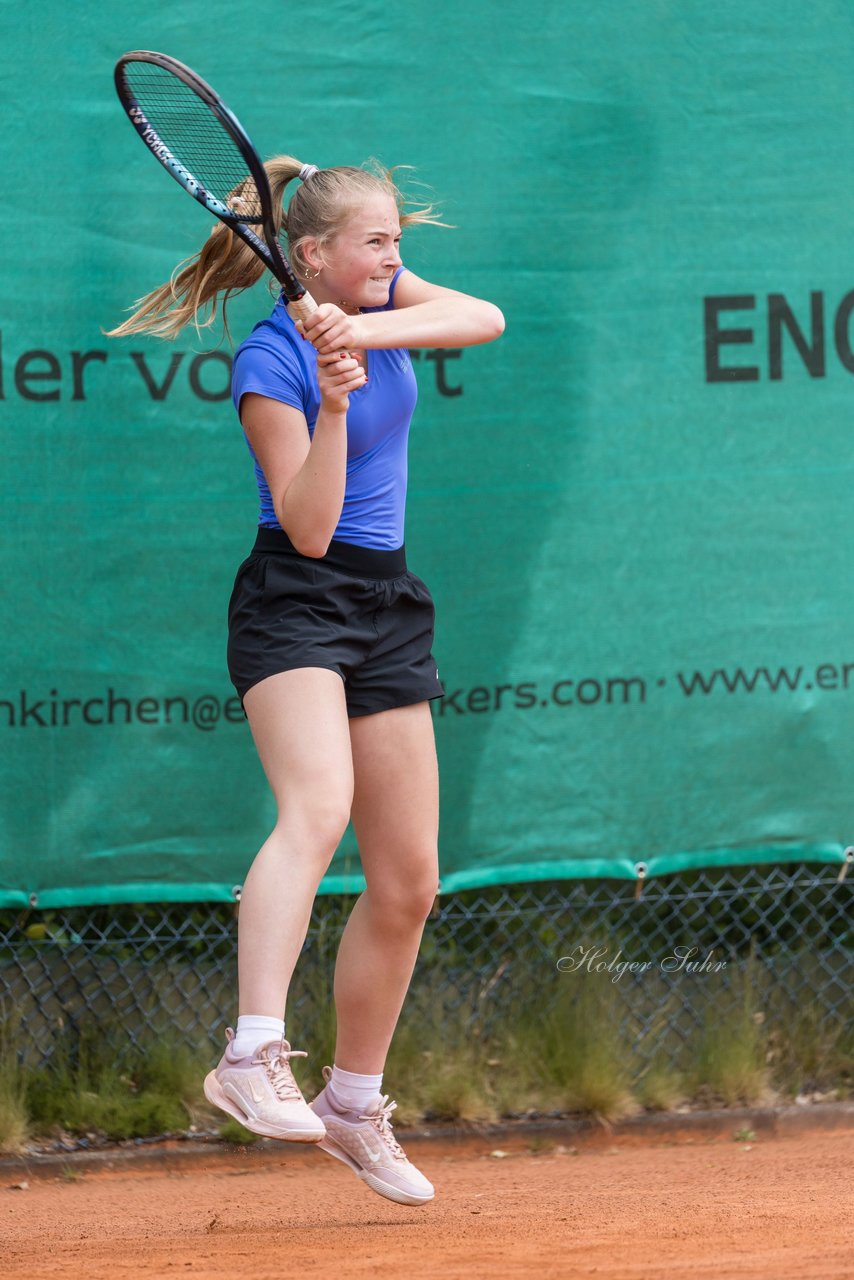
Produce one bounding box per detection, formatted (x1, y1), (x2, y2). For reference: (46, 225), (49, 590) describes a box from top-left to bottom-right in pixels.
(315, 1134), (435, 1205)
(204, 1071), (326, 1143)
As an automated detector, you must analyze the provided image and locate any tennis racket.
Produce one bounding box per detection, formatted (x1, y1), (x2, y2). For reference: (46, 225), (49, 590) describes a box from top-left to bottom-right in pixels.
(113, 50), (316, 327)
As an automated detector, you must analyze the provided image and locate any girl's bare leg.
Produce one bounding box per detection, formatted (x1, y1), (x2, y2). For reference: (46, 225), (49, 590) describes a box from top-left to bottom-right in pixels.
(238, 667), (354, 1018)
(332, 701), (439, 1072)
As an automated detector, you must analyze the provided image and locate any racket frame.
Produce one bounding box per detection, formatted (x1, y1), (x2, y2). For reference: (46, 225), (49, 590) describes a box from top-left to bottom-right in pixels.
(114, 50), (315, 321)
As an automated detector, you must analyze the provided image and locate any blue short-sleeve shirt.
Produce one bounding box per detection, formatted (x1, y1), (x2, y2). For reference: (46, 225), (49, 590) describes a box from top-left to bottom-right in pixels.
(231, 265), (417, 550)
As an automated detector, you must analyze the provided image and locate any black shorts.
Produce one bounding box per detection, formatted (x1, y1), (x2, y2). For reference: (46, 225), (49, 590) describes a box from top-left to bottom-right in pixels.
(227, 527), (445, 718)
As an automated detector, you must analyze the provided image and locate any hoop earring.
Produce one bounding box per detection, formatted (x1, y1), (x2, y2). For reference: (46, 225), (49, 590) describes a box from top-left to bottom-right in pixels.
(303, 267), (320, 280)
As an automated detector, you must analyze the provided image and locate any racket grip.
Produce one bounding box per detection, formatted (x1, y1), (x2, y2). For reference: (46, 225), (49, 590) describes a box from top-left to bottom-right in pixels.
(287, 291), (355, 363)
(286, 294), (318, 326)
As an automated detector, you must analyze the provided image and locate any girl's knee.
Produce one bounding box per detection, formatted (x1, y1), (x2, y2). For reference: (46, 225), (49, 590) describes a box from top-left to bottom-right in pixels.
(275, 794), (352, 860)
(367, 858), (439, 925)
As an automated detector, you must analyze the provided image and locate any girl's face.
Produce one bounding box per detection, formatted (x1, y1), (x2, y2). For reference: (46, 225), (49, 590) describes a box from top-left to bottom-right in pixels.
(314, 193), (403, 309)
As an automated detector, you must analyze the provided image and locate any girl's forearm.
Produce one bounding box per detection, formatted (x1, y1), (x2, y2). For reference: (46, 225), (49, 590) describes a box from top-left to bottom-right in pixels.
(360, 297), (505, 349)
(276, 408), (348, 557)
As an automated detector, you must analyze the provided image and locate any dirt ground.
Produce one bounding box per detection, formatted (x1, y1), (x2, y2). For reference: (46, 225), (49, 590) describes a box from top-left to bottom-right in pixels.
(3, 1123), (853, 1280)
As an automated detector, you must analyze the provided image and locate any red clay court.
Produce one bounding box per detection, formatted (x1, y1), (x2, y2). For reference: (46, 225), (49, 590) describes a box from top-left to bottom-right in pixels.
(5, 1118), (853, 1279)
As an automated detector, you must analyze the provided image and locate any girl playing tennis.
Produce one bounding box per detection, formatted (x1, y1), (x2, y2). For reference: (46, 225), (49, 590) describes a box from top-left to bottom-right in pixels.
(110, 158), (504, 1205)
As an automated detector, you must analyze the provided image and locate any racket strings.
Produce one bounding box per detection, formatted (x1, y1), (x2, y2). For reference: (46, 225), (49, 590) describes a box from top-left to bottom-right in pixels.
(225, 175), (263, 222)
(121, 62), (265, 219)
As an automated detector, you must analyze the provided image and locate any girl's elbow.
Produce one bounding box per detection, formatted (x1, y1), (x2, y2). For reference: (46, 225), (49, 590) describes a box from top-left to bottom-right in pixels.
(483, 303), (505, 341)
(299, 539), (331, 559)
(275, 509), (331, 559)
(283, 526), (330, 558)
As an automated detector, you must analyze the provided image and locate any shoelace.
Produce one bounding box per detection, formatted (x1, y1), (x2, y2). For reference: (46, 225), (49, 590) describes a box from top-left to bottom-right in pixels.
(255, 1042), (308, 1103)
(360, 1095), (406, 1160)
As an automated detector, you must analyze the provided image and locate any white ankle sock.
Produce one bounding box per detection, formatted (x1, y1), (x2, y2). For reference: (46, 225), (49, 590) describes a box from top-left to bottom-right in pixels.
(231, 1015), (286, 1058)
(328, 1064), (384, 1113)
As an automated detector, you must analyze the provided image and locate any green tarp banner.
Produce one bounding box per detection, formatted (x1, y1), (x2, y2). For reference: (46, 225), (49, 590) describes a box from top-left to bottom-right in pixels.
(2, 3), (851, 906)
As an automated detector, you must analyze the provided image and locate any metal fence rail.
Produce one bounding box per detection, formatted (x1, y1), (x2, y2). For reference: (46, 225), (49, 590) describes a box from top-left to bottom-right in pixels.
(1, 863), (852, 1079)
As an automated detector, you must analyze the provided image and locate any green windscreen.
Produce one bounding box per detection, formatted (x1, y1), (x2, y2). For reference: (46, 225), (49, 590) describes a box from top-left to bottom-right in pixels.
(1, 2), (851, 905)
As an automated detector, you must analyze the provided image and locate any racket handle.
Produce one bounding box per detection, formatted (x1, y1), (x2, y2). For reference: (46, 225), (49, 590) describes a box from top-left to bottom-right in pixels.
(286, 294), (318, 326)
(286, 290), (356, 364)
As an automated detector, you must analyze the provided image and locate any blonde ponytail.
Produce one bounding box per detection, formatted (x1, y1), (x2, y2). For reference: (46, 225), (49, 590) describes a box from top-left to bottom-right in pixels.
(107, 156), (303, 340)
(107, 155), (446, 341)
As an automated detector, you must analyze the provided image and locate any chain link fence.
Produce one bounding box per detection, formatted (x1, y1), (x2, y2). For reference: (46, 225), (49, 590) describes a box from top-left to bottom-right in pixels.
(1, 861), (852, 1080)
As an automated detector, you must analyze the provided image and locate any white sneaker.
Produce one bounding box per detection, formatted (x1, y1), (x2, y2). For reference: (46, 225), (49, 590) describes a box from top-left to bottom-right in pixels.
(308, 1066), (434, 1205)
(203, 1030), (326, 1142)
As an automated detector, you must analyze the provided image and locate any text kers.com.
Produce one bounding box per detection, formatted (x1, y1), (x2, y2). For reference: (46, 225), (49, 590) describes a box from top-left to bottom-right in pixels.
(432, 661), (854, 716)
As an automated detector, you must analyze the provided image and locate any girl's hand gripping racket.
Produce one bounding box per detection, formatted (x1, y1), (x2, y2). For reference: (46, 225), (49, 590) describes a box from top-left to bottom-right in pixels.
(113, 50), (317, 329)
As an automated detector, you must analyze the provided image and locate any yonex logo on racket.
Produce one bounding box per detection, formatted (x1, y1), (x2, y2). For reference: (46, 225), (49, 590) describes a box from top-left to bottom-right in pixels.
(128, 108), (176, 163)
(141, 130), (173, 163)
